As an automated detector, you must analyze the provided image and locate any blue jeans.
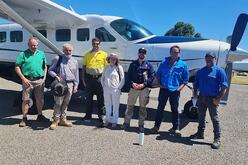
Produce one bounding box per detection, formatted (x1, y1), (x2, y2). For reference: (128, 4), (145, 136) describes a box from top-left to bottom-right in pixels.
(154, 88), (180, 130)
(197, 95), (221, 140)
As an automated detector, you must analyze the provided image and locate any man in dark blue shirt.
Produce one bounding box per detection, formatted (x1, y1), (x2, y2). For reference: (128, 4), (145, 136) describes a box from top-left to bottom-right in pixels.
(122, 48), (155, 132)
(190, 52), (228, 149)
(150, 45), (189, 137)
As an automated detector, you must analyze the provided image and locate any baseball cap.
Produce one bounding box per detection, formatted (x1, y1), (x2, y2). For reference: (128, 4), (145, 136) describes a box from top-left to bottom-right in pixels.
(205, 52), (216, 58)
(138, 47), (147, 54)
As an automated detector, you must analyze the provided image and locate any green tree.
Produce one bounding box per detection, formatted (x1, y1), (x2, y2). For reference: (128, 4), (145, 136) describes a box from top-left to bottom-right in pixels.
(165, 22), (202, 38)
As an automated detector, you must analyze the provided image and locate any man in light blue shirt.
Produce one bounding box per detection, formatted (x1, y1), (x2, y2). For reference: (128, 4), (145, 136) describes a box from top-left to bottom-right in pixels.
(150, 45), (189, 136)
(48, 43), (79, 130)
(190, 52), (228, 149)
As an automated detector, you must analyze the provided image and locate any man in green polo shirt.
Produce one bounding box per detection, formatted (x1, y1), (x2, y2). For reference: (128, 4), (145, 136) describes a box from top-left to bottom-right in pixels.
(15, 37), (49, 127)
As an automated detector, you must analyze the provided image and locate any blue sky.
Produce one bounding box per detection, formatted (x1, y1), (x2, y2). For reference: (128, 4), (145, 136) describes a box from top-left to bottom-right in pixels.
(1, 0), (248, 50)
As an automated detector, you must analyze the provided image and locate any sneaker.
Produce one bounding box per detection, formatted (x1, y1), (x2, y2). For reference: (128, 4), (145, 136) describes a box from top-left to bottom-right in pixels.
(150, 126), (159, 134)
(59, 120), (73, 127)
(36, 114), (50, 122)
(211, 139), (221, 149)
(139, 125), (145, 133)
(190, 132), (204, 139)
(82, 115), (91, 122)
(169, 128), (181, 137)
(19, 117), (27, 127)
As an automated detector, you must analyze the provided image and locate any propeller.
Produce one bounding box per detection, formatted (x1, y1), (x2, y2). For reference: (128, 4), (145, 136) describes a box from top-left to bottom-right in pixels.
(230, 13), (248, 51)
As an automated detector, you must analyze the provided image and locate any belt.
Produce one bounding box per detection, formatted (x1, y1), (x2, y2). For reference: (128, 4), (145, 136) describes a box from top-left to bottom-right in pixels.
(86, 74), (102, 78)
(25, 76), (44, 81)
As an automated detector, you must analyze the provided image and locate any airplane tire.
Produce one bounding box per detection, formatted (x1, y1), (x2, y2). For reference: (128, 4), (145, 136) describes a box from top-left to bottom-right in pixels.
(17, 91), (38, 115)
(183, 100), (198, 119)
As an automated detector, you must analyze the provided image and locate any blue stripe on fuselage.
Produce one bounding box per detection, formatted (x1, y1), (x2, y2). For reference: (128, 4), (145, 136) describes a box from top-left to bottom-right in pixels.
(136, 36), (208, 44)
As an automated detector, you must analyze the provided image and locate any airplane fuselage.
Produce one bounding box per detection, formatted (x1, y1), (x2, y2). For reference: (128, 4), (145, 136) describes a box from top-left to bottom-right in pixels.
(0, 15), (235, 82)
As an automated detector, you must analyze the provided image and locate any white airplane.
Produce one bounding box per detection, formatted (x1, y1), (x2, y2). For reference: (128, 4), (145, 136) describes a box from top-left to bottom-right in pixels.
(0, 0), (247, 117)
(233, 58), (248, 72)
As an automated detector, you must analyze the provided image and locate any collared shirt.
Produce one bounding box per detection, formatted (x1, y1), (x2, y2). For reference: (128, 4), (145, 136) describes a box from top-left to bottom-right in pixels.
(194, 65), (228, 97)
(49, 54), (79, 88)
(101, 64), (125, 90)
(127, 59), (155, 87)
(15, 49), (47, 77)
(157, 57), (189, 91)
(83, 50), (108, 75)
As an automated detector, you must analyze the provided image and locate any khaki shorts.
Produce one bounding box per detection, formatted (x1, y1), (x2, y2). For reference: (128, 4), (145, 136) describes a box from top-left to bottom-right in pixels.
(22, 79), (45, 101)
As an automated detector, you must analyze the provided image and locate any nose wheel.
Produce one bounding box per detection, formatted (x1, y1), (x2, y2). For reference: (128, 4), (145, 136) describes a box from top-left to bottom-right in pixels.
(183, 100), (198, 119)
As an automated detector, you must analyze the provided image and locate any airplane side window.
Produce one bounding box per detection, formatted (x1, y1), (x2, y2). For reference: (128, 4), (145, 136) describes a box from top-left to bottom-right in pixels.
(37, 30), (47, 38)
(10, 31), (23, 42)
(0, 32), (6, 43)
(56, 29), (71, 41)
(95, 27), (116, 42)
(77, 28), (89, 41)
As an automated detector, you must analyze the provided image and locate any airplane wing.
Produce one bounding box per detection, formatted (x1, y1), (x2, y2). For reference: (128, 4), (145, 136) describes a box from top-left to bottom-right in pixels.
(0, 0), (86, 28)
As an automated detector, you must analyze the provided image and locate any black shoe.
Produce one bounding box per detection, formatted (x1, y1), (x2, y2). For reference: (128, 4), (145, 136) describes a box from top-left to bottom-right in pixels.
(211, 139), (221, 149)
(121, 123), (130, 130)
(98, 119), (104, 128)
(36, 114), (50, 122)
(190, 132), (204, 139)
(139, 125), (145, 133)
(98, 117), (103, 123)
(82, 115), (91, 122)
(168, 128), (181, 137)
(19, 117), (28, 127)
(150, 126), (159, 134)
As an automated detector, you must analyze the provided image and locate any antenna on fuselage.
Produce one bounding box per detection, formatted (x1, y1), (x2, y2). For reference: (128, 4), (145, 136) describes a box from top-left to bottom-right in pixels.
(69, 5), (76, 13)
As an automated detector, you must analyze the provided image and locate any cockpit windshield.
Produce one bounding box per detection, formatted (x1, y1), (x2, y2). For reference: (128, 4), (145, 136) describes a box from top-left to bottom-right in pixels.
(110, 19), (153, 41)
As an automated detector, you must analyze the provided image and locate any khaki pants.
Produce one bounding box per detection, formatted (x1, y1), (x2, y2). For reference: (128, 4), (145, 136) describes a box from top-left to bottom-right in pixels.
(124, 87), (149, 126)
(22, 79), (45, 102)
(53, 82), (73, 120)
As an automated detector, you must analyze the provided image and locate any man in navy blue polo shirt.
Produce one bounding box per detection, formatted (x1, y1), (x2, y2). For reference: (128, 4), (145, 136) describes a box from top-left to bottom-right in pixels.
(150, 45), (189, 137)
(122, 47), (155, 132)
(190, 52), (228, 149)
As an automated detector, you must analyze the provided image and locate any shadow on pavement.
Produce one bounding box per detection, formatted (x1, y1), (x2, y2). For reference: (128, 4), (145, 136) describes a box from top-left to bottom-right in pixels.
(0, 88), (197, 133)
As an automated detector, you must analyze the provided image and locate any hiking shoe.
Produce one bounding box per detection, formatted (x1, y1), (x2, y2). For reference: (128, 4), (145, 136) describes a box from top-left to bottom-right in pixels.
(169, 128), (181, 137)
(59, 120), (73, 127)
(150, 126), (159, 134)
(121, 123), (130, 130)
(19, 117), (27, 127)
(36, 114), (50, 122)
(211, 139), (221, 149)
(82, 115), (91, 122)
(190, 132), (204, 139)
(50, 121), (58, 130)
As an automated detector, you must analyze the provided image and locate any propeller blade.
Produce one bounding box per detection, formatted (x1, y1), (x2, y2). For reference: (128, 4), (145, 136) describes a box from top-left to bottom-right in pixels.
(230, 13), (248, 51)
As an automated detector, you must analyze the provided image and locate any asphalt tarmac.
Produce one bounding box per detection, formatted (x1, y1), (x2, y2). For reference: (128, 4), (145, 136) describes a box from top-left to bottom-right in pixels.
(0, 77), (247, 165)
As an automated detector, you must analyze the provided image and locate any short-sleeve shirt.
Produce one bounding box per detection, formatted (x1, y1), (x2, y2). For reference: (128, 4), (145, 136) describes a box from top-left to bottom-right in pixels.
(15, 49), (47, 77)
(194, 65), (228, 97)
(83, 50), (108, 74)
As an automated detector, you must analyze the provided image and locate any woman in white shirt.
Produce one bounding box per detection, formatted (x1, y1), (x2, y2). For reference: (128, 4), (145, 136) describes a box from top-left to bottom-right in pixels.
(101, 53), (125, 127)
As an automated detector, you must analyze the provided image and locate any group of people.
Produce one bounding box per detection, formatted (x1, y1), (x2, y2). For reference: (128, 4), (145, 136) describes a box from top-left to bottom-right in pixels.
(15, 37), (228, 149)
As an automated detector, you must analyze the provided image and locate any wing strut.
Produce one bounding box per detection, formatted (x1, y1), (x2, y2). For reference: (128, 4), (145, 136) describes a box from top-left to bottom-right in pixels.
(0, 0), (63, 55)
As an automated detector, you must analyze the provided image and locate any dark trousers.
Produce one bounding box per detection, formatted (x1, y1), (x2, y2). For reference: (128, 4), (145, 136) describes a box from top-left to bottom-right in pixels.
(154, 88), (180, 130)
(85, 74), (104, 119)
(197, 95), (221, 140)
